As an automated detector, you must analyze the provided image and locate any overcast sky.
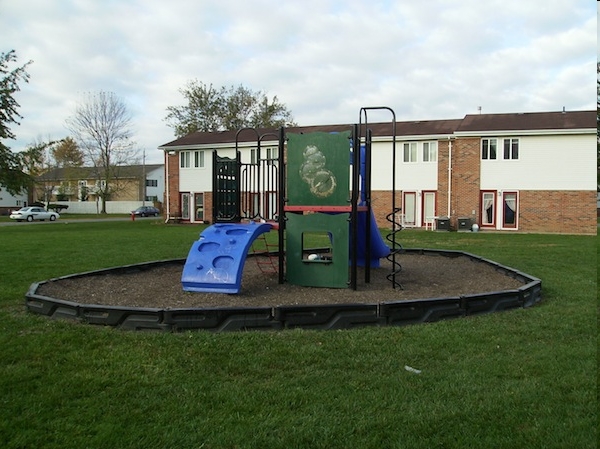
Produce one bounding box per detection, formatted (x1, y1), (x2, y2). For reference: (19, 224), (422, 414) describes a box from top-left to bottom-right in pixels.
(3, 0), (596, 164)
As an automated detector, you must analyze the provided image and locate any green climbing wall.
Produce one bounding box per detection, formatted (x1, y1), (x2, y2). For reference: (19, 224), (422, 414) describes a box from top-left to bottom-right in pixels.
(287, 131), (351, 207)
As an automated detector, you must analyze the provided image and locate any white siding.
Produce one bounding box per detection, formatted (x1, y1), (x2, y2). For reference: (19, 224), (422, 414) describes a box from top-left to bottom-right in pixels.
(179, 166), (211, 192)
(480, 134), (595, 191)
(371, 141), (437, 191)
(0, 186), (27, 208)
(145, 166), (165, 201)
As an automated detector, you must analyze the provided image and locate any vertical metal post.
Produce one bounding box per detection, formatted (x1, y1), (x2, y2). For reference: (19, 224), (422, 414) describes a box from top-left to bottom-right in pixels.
(350, 124), (359, 290)
(277, 126), (286, 284)
(364, 128), (372, 284)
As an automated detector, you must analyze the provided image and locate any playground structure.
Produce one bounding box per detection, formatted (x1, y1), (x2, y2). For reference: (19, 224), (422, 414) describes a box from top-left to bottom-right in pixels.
(182, 107), (404, 294)
(24, 107), (543, 332)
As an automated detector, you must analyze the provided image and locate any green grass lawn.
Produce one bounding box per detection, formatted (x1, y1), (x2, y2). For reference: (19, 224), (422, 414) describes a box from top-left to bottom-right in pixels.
(0, 221), (596, 449)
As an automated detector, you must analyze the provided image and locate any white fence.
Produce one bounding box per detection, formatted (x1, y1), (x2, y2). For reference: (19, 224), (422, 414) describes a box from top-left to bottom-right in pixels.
(54, 201), (147, 214)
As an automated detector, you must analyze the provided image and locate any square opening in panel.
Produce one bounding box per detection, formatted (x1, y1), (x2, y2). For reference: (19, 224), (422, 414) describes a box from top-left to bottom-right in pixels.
(302, 231), (333, 262)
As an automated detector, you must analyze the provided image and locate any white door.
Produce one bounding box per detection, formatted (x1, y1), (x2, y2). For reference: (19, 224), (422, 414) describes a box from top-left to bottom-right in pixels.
(403, 192), (416, 226)
(181, 193), (190, 220)
(480, 191), (496, 228)
(422, 191), (436, 227)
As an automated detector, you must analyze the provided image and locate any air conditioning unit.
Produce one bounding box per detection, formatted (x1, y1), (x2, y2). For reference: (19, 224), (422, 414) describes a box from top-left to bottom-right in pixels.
(458, 217), (473, 231)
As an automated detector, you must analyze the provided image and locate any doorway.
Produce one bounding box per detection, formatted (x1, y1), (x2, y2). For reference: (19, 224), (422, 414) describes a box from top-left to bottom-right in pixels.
(502, 191), (518, 229)
(480, 190), (496, 228)
(403, 192), (417, 227)
(421, 191), (436, 227)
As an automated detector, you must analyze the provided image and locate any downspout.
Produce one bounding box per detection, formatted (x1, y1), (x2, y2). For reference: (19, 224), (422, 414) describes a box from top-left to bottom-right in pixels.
(164, 150), (170, 223)
(447, 138), (452, 218)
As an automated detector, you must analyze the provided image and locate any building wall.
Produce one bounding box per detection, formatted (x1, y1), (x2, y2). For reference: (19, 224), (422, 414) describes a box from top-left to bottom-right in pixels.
(109, 179), (139, 201)
(519, 190), (596, 234)
(371, 190), (402, 229)
(437, 139), (450, 218)
(366, 189), (596, 235)
(0, 186), (27, 208)
(451, 137), (481, 227)
(0, 185), (28, 215)
(165, 152), (181, 217)
(479, 134), (595, 191)
(165, 127), (596, 234)
(145, 166), (165, 202)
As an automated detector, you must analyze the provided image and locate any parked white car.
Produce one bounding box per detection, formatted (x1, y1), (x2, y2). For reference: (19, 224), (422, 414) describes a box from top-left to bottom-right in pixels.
(9, 207), (60, 222)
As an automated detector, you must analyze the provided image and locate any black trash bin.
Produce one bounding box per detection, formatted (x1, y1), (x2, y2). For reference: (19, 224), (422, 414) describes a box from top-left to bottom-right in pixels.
(436, 217), (450, 231)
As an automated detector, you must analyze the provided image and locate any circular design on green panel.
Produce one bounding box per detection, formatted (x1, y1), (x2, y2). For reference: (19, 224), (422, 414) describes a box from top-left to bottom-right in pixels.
(310, 169), (337, 197)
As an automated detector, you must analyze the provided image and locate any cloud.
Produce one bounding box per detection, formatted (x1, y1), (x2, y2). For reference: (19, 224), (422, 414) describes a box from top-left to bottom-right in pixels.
(2, 0), (596, 164)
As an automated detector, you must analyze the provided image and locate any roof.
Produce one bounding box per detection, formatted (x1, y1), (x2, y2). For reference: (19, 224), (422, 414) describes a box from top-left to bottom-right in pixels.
(158, 110), (595, 149)
(159, 119), (464, 149)
(455, 110), (595, 133)
(37, 164), (163, 181)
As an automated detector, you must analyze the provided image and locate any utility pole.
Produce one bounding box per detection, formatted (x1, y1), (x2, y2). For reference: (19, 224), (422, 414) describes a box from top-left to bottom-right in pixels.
(142, 149), (146, 206)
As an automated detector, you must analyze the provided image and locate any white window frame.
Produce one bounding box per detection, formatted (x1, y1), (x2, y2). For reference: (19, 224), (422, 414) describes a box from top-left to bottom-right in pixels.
(481, 138), (497, 160)
(422, 142), (437, 162)
(403, 142), (418, 163)
(180, 151), (191, 168)
(266, 147), (277, 165)
(194, 150), (205, 168)
(503, 138), (519, 160)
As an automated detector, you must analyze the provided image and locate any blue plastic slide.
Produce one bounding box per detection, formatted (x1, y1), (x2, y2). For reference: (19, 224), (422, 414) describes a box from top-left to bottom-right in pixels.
(181, 222), (273, 294)
(356, 209), (390, 268)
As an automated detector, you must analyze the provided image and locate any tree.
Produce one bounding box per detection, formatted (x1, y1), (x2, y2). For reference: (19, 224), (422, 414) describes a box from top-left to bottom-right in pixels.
(165, 80), (296, 137)
(52, 137), (84, 168)
(0, 50), (33, 195)
(66, 91), (138, 213)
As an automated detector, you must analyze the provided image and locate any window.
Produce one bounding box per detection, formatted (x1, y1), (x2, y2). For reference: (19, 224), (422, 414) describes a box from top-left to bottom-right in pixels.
(266, 147), (277, 165)
(503, 138), (519, 160)
(422, 142), (437, 162)
(403, 142), (417, 162)
(180, 151), (191, 168)
(146, 179), (158, 187)
(194, 150), (205, 168)
(481, 138), (497, 160)
(250, 148), (277, 164)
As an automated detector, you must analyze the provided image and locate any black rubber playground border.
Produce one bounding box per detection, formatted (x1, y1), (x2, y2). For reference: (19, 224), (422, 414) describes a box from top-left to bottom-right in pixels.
(25, 249), (541, 332)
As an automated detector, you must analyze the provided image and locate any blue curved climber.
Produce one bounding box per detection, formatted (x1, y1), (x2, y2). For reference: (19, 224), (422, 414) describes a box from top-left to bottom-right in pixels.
(181, 222), (273, 294)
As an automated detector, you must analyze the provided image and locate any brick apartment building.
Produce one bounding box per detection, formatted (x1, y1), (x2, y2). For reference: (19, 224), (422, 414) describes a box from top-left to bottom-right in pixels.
(158, 110), (596, 235)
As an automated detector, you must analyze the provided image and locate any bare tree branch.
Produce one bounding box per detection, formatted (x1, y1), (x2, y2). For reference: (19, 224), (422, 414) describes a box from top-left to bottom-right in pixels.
(66, 91), (138, 212)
